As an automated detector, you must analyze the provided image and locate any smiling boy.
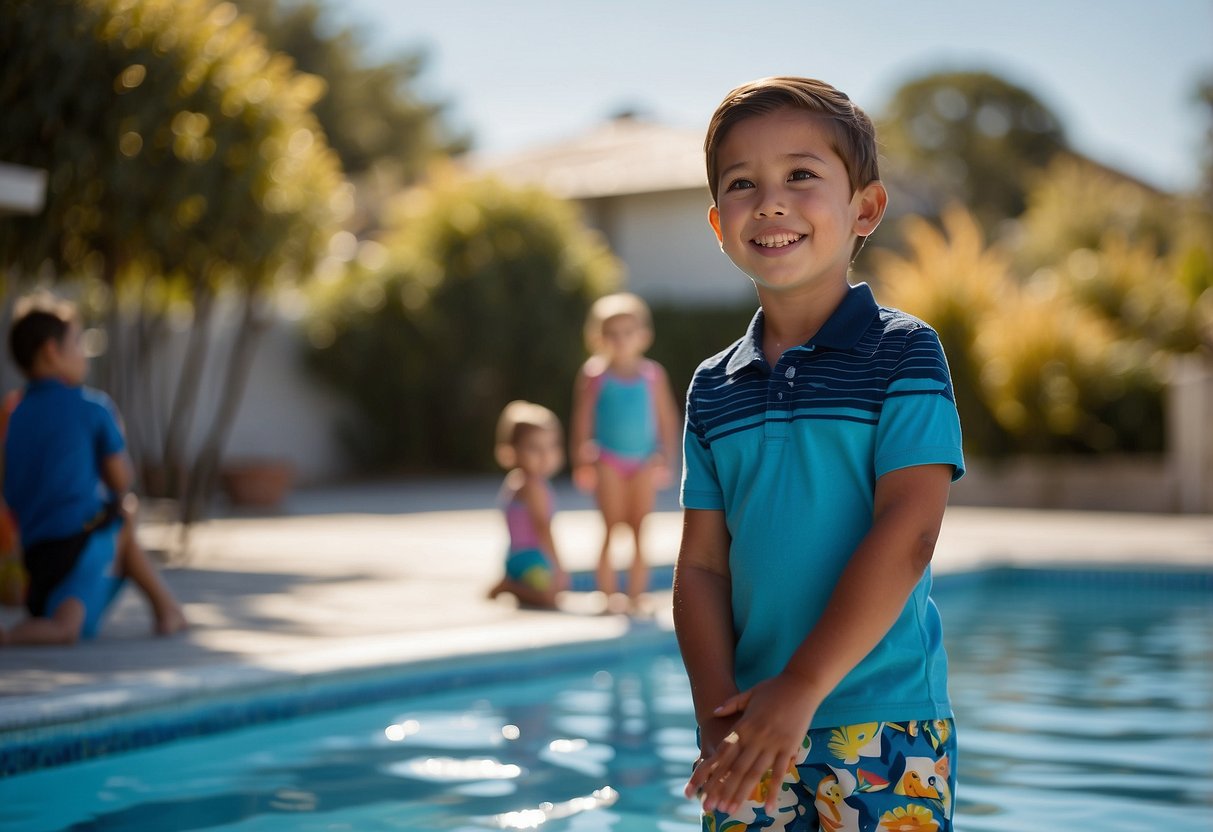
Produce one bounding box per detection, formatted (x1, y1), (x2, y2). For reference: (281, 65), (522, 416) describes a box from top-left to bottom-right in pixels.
(674, 78), (965, 831)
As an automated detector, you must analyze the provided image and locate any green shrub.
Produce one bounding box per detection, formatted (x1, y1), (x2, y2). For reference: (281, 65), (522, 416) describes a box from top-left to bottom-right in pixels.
(873, 206), (1166, 457)
(649, 303), (757, 401)
(306, 171), (620, 471)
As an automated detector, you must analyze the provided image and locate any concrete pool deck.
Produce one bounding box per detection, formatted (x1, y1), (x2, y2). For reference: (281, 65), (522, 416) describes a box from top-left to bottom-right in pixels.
(1, 477), (1210, 736)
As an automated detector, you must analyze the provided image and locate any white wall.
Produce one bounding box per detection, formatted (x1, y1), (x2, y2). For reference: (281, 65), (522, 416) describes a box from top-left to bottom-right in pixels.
(215, 317), (352, 484)
(582, 189), (755, 306)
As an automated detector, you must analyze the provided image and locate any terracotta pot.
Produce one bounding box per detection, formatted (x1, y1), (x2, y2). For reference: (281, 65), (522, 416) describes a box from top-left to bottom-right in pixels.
(219, 459), (296, 508)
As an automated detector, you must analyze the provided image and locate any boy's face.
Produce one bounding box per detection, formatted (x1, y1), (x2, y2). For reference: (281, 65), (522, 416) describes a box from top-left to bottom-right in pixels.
(708, 108), (886, 295)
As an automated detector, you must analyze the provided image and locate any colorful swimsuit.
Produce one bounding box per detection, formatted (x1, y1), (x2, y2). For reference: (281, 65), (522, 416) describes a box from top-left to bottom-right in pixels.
(503, 481), (555, 590)
(590, 360), (660, 477)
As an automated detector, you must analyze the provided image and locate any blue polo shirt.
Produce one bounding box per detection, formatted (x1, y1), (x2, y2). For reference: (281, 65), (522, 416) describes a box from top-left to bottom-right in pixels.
(3, 379), (125, 548)
(681, 283), (964, 727)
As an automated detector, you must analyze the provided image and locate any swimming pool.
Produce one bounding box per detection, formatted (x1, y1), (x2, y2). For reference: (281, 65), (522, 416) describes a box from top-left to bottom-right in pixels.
(0, 568), (1209, 831)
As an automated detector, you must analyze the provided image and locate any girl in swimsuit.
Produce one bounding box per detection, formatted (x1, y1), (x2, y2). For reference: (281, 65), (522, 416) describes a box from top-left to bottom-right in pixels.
(488, 401), (568, 609)
(570, 293), (679, 610)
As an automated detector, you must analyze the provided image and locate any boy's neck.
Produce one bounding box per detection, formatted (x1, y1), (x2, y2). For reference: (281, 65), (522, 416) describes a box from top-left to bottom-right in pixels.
(756, 278), (850, 366)
(25, 370), (70, 386)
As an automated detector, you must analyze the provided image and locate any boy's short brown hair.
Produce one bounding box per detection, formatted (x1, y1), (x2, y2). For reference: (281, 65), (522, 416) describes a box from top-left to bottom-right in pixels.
(8, 292), (77, 376)
(704, 76), (880, 204)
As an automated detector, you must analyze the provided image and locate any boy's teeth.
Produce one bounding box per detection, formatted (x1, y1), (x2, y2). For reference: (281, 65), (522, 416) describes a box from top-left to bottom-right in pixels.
(754, 233), (803, 248)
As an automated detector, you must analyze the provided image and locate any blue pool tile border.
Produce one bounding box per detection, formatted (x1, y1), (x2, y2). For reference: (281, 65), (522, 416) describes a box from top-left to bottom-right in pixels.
(1, 564), (1209, 778)
(0, 624), (678, 779)
(933, 564), (1213, 594)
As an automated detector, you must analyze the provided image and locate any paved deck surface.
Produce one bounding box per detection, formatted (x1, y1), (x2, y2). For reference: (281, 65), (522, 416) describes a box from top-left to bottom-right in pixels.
(1, 477), (1210, 734)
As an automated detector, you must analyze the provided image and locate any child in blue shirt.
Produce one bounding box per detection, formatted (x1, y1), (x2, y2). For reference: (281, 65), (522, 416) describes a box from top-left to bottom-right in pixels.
(0, 293), (186, 645)
(675, 78), (964, 831)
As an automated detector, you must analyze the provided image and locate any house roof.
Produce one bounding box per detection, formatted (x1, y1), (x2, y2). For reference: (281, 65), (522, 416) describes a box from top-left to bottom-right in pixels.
(469, 115), (708, 200)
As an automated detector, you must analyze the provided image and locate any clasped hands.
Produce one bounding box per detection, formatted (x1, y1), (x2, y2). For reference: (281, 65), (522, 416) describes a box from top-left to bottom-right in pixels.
(685, 671), (821, 818)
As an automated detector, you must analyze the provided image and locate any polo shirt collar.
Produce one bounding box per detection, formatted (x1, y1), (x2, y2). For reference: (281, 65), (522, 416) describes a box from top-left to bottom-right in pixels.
(812, 282), (880, 350)
(725, 282), (881, 377)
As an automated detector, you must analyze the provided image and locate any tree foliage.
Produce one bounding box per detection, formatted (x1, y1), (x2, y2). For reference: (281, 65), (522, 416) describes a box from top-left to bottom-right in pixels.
(874, 207), (1164, 457)
(1, 0), (345, 288)
(1017, 157), (1213, 354)
(879, 70), (1068, 234)
(1200, 77), (1213, 208)
(234, 0), (463, 180)
(0, 0), (346, 529)
(306, 170), (620, 471)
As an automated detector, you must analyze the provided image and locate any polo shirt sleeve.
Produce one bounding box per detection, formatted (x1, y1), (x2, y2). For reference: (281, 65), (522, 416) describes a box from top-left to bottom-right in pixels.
(680, 378), (724, 510)
(88, 389), (126, 459)
(874, 325), (965, 482)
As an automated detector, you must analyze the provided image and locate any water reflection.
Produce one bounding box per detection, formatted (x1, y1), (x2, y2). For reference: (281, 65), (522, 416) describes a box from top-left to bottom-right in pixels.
(6, 580), (1207, 831)
(941, 577), (1213, 832)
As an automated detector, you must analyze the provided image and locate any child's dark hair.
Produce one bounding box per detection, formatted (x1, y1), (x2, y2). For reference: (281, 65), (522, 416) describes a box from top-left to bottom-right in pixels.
(8, 292), (77, 375)
(704, 76), (880, 204)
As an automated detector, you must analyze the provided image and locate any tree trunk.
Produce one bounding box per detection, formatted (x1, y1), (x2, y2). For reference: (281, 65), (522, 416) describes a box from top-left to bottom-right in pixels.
(162, 286), (215, 499)
(130, 282), (169, 494)
(180, 289), (269, 527)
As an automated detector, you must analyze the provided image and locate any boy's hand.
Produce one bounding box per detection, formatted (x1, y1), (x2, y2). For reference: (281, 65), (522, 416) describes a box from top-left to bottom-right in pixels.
(684, 672), (820, 818)
(695, 714), (739, 767)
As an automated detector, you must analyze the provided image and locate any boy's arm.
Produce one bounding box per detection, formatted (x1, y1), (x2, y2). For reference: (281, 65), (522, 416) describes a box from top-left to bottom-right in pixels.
(672, 508), (739, 760)
(686, 463), (953, 817)
(95, 394), (130, 502)
(100, 452), (133, 499)
(569, 364), (598, 491)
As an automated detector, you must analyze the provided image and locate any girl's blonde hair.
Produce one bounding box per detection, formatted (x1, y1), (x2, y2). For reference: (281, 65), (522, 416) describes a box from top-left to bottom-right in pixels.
(583, 292), (653, 355)
(494, 400), (561, 469)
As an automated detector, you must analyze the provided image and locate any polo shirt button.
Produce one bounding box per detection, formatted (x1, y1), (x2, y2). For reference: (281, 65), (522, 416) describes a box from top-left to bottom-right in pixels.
(777, 391), (784, 400)
(784, 366), (796, 379)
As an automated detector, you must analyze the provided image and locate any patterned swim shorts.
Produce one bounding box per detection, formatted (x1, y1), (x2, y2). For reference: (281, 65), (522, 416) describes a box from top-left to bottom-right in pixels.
(702, 718), (956, 832)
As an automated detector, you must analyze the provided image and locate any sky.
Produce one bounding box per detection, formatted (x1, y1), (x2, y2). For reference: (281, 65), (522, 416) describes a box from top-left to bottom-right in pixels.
(327, 0), (1213, 192)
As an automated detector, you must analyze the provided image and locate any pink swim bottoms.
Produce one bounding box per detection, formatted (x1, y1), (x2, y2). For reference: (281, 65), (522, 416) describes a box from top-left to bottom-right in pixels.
(597, 449), (650, 479)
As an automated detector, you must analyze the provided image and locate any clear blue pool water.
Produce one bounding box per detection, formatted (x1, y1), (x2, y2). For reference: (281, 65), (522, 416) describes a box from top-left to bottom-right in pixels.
(0, 569), (1209, 831)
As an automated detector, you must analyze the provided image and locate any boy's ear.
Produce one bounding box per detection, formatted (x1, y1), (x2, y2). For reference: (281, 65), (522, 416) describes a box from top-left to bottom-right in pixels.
(852, 180), (888, 239)
(708, 205), (724, 247)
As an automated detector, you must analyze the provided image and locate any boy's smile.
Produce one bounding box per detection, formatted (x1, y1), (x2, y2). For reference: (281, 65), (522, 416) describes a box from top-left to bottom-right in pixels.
(708, 108), (885, 295)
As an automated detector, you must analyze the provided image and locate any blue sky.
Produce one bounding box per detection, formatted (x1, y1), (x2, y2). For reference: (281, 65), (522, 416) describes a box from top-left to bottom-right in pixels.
(328, 0), (1212, 191)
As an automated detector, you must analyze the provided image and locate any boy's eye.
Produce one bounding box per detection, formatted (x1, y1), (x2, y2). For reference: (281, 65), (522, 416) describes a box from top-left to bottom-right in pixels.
(789, 169), (817, 182)
(725, 178), (754, 192)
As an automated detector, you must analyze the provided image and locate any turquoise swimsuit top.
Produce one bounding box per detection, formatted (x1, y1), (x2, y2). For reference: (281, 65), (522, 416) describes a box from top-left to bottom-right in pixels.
(592, 362), (659, 459)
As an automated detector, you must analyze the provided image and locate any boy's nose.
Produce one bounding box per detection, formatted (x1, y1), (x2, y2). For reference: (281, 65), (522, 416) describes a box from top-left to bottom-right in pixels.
(755, 192), (786, 217)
